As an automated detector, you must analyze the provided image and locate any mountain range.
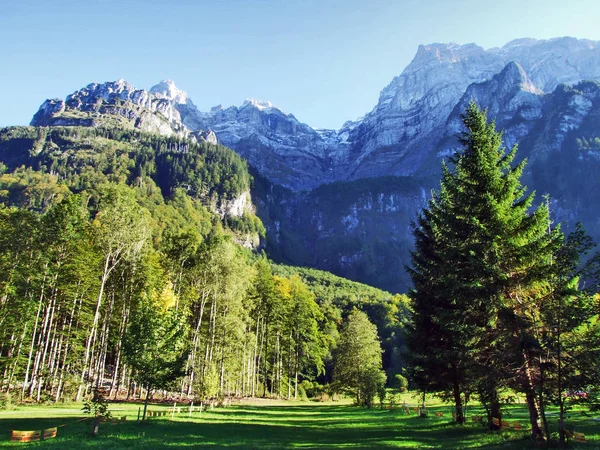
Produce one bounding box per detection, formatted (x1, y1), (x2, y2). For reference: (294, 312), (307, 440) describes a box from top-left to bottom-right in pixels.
(29, 36), (600, 292)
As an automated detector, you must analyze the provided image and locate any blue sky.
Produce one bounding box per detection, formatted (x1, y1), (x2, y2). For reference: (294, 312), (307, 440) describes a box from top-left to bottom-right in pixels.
(2, 0), (600, 129)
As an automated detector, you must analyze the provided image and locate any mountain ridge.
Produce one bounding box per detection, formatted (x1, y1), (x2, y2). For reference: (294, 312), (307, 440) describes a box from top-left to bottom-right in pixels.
(31, 37), (600, 192)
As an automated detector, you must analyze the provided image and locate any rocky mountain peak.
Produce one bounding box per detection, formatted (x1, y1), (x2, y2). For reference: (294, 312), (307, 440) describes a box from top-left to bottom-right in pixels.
(497, 61), (542, 94)
(413, 42), (486, 64)
(149, 79), (192, 106)
(491, 37), (600, 92)
(440, 60), (546, 158)
(31, 79), (192, 137)
(242, 99), (277, 111)
(28, 37), (600, 193)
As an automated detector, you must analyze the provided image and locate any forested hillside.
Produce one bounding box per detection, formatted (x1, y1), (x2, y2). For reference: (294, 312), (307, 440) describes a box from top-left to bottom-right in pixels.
(0, 126), (406, 404)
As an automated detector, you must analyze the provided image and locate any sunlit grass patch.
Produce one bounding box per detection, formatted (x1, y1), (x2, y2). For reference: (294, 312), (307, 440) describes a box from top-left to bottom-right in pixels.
(0, 400), (597, 448)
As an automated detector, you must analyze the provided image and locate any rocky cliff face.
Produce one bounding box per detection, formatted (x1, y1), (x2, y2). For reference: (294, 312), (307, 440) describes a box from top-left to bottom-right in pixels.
(339, 38), (600, 184)
(193, 100), (336, 190)
(437, 61), (544, 161)
(180, 37), (600, 191)
(253, 174), (428, 291)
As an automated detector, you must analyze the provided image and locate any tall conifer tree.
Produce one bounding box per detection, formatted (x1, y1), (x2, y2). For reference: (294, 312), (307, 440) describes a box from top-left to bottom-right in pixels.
(409, 103), (562, 438)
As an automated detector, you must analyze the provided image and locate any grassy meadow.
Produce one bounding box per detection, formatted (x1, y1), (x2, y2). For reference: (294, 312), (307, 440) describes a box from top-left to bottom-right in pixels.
(0, 395), (598, 449)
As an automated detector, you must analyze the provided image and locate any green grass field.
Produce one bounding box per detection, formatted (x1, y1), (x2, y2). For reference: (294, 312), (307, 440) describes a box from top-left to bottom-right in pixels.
(0, 397), (598, 449)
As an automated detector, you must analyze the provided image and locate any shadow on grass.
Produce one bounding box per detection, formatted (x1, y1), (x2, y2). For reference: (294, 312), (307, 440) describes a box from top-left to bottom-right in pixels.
(0, 404), (556, 449)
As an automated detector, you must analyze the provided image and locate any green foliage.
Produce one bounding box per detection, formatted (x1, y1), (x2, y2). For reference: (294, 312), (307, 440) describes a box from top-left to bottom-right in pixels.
(393, 374), (409, 391)
(123, 282), (190, 394)
(334, 309), (385, 408)
(226, 213), (266, 237)
(273, 264), (411, 379)
(82, 389), (111, 419)
(0, 126), (260, 239)
(0, 392), (12, 410)
(408, 102), (600, 439)
(0, 124), (400, 407)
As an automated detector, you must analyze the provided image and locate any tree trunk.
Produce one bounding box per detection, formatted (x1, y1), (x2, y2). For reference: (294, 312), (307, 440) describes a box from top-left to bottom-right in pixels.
(142, 386), (151, 421)
(91, 417), (100, 437)
(453, 380), (465, 424)
(78, 266), (109, 400)
(22, 275), (46, 398)
(490, 400), (502, 430)
(251, 315), (260, 397)
(294, 332), (300, 400)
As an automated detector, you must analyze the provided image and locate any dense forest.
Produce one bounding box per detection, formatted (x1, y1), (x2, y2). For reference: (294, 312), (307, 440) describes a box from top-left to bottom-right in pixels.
(0, 126), (408, 408)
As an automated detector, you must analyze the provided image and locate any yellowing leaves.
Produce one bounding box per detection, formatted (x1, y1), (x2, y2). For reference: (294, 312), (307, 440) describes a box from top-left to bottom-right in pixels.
(159, 280), (178, 310)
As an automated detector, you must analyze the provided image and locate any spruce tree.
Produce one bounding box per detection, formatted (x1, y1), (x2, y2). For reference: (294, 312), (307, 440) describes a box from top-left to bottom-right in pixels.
(409, 103), (562, 438)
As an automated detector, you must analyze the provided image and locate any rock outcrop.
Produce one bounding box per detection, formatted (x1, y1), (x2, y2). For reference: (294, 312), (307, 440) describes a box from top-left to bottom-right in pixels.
(31, 79), (191, 137)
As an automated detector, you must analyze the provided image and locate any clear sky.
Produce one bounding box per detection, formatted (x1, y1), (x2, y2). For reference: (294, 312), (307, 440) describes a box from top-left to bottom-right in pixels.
(2, 0), (600, 130)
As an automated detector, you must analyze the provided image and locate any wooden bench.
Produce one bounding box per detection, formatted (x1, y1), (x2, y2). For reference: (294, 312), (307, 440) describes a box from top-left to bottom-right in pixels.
(471, 415), (482, 422)
(573, 432), (587, 443)
(43, 427), (57, 439)
(435, 411), (444, 417)
(513, 422), (523, 431)
(11, 430), (41, 442)
(491, 417), (501, 427)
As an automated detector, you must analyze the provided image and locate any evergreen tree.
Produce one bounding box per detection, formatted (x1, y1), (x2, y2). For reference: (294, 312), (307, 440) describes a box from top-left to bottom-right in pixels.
(409, 103), (563, 438)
